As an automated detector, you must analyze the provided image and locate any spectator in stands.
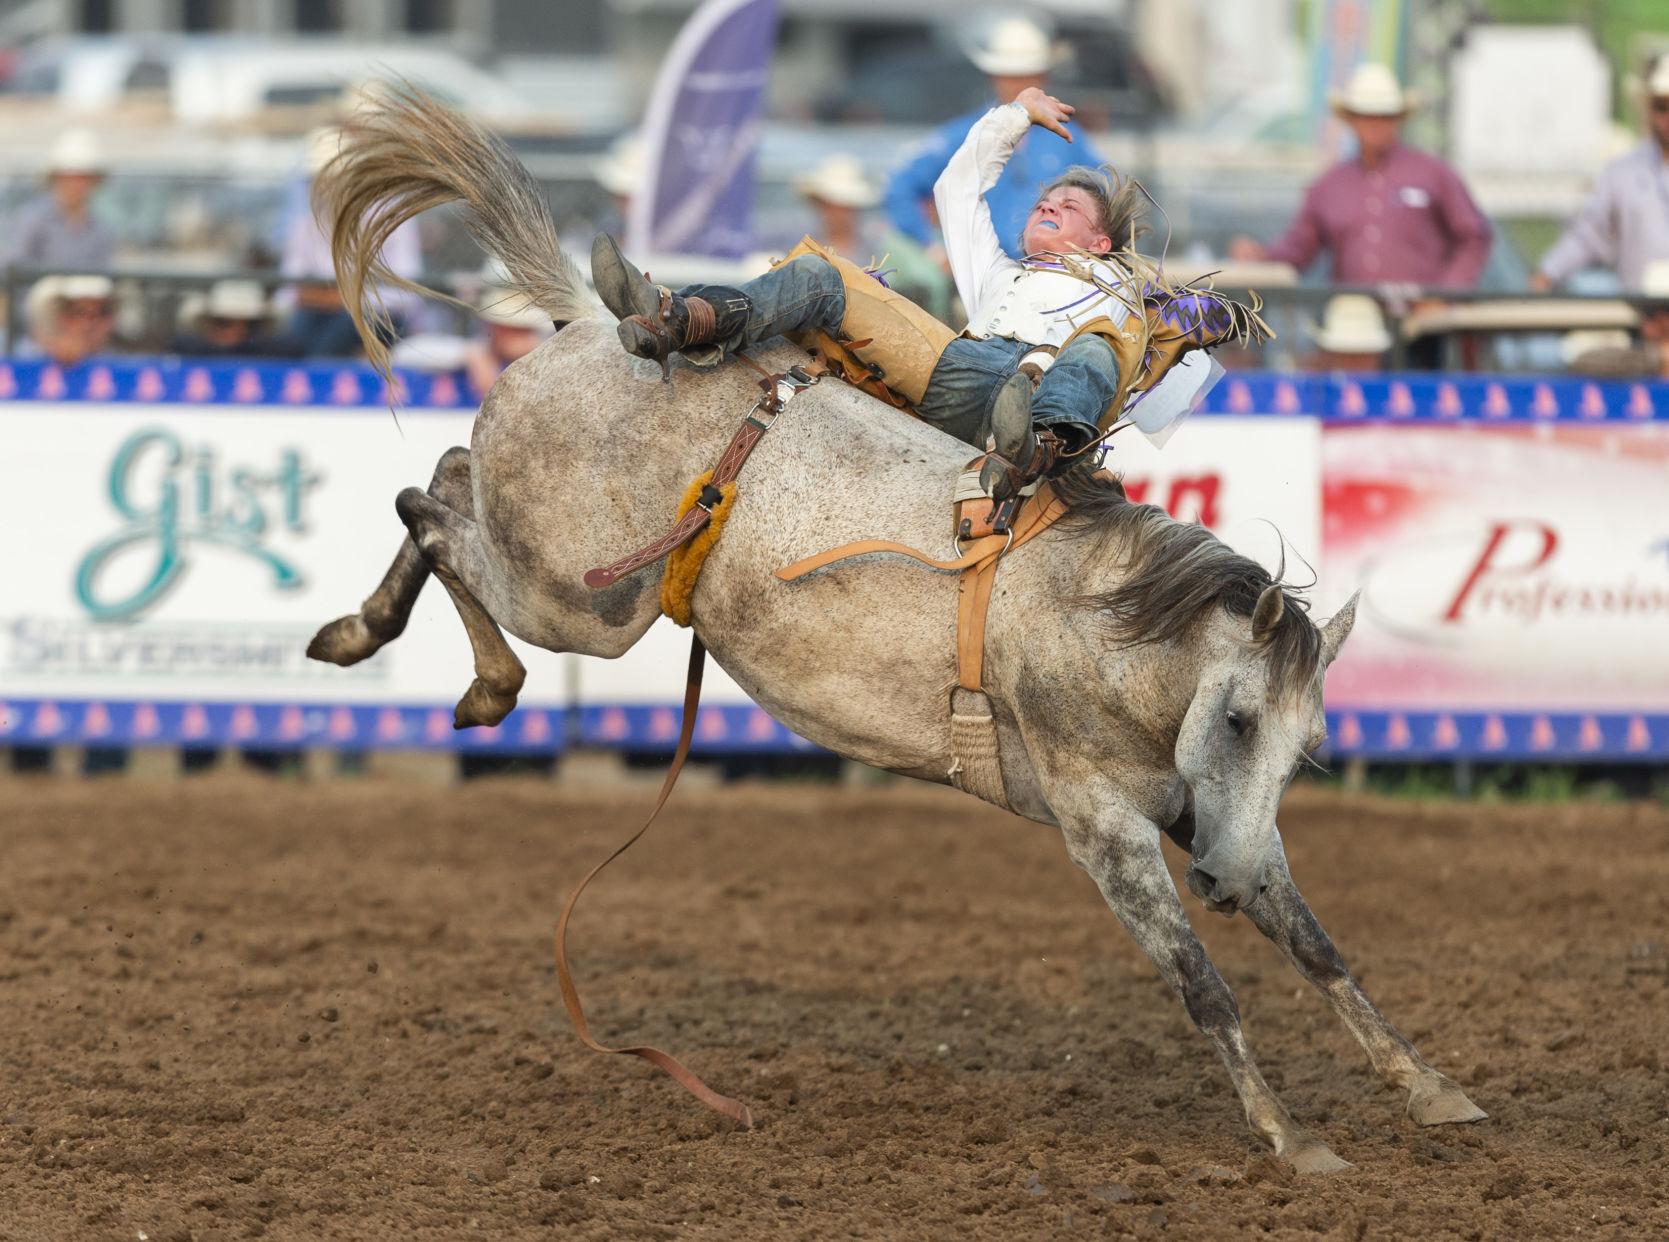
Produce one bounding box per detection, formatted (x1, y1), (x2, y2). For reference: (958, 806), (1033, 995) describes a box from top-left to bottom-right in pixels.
(883, 17), (1102, 264)
(1, 130), (115, 274)
(22, 274), (117, 366)
(1302, 293), (1392, 373)
(1532, 55), (1669, 293)
(796, 155), (886, 263)
(278, 126), (424, 357)
(1562, 260), (1669, 379)
(1231, 65), (1491, 289)
(464, 284), (553, 400)
(169, 280), (293, 358)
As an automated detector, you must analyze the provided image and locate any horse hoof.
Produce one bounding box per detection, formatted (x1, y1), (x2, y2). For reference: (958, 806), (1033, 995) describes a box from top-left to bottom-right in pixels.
(1408, 1076), (1488, 1127)
(1284, 1141), (1351, 1175)
(307, 614), (383, 666)
(454, 678), (517, 729)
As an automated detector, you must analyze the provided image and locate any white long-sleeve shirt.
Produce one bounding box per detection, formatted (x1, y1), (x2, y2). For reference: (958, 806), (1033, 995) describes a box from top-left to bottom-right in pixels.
(932, 102), (1133, 347)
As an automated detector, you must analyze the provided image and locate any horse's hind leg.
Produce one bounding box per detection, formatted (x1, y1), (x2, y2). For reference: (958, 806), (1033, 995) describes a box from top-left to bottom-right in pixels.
(1244, 841), (1487, 1128)
(1065, 800), (1348, 1173)
(308, 446), (470, 667)
(394, 486), (526, 729)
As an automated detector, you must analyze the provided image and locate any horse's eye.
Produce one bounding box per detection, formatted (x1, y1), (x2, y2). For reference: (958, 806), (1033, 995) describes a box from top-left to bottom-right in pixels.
(1226, 710), (1250, 737)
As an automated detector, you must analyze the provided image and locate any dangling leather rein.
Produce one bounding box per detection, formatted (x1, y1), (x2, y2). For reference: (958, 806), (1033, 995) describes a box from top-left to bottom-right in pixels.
(550, 636), (756, 1125)
(558, 356), (826, 1128)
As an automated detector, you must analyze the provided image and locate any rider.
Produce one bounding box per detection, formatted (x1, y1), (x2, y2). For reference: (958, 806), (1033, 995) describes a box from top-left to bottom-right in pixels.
(592, 87), (1249, 501)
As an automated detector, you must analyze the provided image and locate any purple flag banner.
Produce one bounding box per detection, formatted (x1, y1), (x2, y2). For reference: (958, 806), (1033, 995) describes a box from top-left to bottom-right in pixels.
(626, 0), (781, 259)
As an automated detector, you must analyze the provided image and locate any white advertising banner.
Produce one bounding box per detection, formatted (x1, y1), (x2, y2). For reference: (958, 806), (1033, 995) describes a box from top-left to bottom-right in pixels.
(1, 404), (570, 712)
(1108, 414), (1323, 574)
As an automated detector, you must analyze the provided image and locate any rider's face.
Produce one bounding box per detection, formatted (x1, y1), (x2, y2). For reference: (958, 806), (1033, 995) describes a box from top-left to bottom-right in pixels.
(1023, 186), (1111, 256)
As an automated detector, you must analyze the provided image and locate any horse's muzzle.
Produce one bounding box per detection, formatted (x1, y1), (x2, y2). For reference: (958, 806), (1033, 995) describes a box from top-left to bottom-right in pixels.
(1185, 863), (1265, 917)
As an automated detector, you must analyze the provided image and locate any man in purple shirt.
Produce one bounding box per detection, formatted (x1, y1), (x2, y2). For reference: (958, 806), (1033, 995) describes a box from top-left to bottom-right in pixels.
(1232, 64), (1492, 288)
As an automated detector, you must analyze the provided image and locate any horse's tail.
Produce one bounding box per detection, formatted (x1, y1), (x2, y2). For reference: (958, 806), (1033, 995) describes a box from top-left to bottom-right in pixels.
(311, 79), (593, 383)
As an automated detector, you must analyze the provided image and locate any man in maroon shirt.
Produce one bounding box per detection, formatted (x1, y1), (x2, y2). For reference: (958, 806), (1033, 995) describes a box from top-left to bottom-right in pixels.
(1231, 64), (1492, 288)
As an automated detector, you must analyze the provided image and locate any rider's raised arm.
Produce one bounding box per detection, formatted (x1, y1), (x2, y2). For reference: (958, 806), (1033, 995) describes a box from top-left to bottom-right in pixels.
(933, 101), (1028, 317)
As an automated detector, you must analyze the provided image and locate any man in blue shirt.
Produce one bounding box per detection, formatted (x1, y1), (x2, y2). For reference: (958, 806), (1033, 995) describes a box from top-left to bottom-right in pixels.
(883, 17), (1103, 264)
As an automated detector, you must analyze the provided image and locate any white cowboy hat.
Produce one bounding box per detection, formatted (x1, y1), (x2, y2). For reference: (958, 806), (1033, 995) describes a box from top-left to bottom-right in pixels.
(1559, 328), (1633, 367)
(25, 274), (115, 327)
(1329, 64), (1416, 118)
(1640, 259), (1669, 297)
(477, 284), (550, 330)
(593, 133), (643, 198)
(47, 129), (105, 175)
(1647, 55), (1669, 98)
(1309, 294), (1392, 354)
(793, 154), (878, 209)
(969, 17), (1056, 77)
(200, 280), (271, 322)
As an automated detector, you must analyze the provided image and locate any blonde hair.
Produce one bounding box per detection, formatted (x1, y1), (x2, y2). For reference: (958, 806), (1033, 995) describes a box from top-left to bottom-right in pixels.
(1031, 166), (1148, 256)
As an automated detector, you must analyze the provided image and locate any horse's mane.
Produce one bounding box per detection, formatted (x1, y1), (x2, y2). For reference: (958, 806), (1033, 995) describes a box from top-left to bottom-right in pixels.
(1052, 467), (1322, 701)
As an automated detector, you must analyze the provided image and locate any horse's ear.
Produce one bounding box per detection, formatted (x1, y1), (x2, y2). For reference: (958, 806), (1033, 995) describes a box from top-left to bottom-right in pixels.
(1251, 585), (1284, 639)
(1320, 591), (1360, 666)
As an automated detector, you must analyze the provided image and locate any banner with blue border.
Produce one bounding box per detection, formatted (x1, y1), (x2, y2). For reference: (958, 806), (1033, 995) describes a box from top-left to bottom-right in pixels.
(5, 357), (1667, 759)
(3, 357), (1667, 422)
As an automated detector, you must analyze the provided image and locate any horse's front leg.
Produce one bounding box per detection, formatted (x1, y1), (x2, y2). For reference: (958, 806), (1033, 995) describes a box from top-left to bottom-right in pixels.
(1243, 839), (1487, 1127)
(1063, 805), (1349, 1173)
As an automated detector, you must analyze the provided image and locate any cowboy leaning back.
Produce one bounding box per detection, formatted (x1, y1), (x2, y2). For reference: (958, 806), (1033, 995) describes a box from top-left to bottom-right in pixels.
(592, 87), (1269, 504)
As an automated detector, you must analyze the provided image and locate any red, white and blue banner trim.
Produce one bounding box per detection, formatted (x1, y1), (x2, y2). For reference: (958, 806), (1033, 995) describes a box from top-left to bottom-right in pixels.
(0, 698), (819, 754)
(4, 357), (1666, 422)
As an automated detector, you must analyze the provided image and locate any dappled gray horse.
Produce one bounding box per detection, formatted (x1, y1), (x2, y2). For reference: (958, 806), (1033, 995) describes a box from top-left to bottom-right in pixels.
(305, 87), (1484, 1172)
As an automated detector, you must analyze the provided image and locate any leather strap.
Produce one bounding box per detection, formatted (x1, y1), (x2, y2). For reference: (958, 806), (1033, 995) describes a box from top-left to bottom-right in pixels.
(774, 484), (1073, 694)
(584, 361), (824, 590)
(552, 636), (755, 1127)
(957, 553), (1001, 692)
(775, 533), (1008, 580)
(683, 295), (716, 344)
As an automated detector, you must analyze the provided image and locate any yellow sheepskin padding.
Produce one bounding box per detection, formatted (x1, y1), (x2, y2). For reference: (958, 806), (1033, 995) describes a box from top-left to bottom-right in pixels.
(660, 469), (737, 626)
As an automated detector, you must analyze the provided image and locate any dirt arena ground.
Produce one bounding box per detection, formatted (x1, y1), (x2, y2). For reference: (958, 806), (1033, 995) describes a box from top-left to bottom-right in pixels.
(1, 771), (1665, 1240)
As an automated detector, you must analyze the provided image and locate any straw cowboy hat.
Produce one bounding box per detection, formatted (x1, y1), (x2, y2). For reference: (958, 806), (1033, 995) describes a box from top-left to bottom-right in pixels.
(1640, 259), (1669, 299)
(1559, 328), (1633, 368)
(593, 133), (644, 198)
(1649, 56), (1669, 97)
(1622, 54), (1669, 100)
(969, 17), (1057, 77)
(794, 155), (879, 209)
(25, 274), (114, 327)
(47, 129), (106, 175)
(1329, 64), (1417, 118)
(1309, 294), (1392, 353)
(197, 280), (272, 323)
(477, 284), (550, 331)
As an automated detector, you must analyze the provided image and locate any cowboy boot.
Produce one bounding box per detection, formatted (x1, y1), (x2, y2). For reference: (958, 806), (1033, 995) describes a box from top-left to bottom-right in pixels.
(978, 371), (1067, 505)
(591, 234), (750, 376)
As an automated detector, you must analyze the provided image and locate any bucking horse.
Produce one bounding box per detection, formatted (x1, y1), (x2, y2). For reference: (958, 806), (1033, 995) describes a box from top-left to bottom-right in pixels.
(303, 86), (1485, 1172)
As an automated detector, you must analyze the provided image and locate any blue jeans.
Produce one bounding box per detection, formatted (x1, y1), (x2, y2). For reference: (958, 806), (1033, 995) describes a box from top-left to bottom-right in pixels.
(915, 333), (1117, 450)
(686, 256), (1117, 449)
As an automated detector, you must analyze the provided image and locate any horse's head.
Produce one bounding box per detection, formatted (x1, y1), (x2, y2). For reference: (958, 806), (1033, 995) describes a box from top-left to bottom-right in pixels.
(1174, 589), (1357, 915)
